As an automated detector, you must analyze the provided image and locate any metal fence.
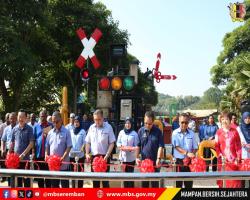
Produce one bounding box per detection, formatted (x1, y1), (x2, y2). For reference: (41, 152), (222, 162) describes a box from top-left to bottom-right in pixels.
(1, 168), (250, 188)
(1, 155), (250, 188)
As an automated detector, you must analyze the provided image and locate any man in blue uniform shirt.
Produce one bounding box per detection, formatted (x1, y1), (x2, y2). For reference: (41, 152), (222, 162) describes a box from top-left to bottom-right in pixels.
(172, 113), (198, 188)
(45, 111), (72, 188)
(10, 110), (35, 187)
(137, 111), (164, 188)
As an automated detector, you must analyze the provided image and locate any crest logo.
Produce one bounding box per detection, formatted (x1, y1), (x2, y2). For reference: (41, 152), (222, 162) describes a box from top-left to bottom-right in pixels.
(228, 2), (246, 22)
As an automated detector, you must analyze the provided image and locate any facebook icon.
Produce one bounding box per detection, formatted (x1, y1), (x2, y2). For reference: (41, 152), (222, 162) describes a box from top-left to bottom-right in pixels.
(2, 190), (10, 198)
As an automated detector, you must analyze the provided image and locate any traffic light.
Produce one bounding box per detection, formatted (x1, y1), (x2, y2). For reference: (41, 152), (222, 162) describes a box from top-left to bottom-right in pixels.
(98, 76), (135, 91)
(80, 69), (89, 82)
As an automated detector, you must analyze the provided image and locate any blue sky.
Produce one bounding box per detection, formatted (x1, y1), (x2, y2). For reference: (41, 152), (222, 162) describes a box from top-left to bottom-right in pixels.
(96, 0), (242, 97)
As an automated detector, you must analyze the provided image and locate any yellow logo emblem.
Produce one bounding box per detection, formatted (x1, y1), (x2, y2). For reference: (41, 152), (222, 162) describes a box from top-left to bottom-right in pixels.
(228, 2), (246, 22)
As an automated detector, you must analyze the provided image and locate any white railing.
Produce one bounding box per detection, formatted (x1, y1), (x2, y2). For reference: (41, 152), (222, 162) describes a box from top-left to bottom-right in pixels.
(1, 169), (250, 188)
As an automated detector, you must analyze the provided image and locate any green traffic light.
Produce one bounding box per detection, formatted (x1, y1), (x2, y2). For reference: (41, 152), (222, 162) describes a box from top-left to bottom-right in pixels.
(123, 76), (134, 91)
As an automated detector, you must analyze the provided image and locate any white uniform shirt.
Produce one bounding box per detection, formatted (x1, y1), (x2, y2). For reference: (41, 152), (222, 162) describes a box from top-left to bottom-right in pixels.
(85, 122), (116, 156)
(116, 130), (139, 162)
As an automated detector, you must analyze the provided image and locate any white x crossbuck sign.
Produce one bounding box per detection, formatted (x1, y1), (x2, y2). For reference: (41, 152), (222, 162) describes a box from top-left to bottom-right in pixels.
(76, 28), (102, 69)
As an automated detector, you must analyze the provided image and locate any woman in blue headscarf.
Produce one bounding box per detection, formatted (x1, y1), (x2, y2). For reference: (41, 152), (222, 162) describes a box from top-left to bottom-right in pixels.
(69, 116), (86, 188)
(237, 112), (250, 159)
(237, 112), (250, 188)
(116, 117), (140, 188)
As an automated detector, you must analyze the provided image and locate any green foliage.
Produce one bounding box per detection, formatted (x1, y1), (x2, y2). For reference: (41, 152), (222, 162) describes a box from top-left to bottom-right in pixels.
(135, 68), (158, 106)
(0, 0), (56, 111)
(245, 0), (250, 20)
(210, 21), (250, 85)
(154, 87), (223, 113)
(0, 0), (156, 114)
(153, 93), (201, 113)
(202, 87), (223, 107)
(210, 1), (250, 112)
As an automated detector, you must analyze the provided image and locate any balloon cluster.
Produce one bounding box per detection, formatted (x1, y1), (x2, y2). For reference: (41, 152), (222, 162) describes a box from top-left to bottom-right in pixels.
(92, 156), (107, 172)
(189, 157), (206, 172)
(140, 159), (155, 173)
(46, 155), (61, 171)
(240, 159), (250, 171)
(5, 153), (20, 169)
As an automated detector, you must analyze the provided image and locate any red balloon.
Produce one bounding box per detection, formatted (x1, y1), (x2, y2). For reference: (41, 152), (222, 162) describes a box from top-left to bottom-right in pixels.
(140, 159), (155, 173)
(92, 156), (107, 172)
(189, 157), (206, 172)
(5, 153), (20, 169)
(47, 155), (61, 171)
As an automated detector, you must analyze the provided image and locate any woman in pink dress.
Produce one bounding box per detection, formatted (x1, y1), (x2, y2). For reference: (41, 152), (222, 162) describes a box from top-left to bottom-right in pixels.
(215, 111), (242, 188)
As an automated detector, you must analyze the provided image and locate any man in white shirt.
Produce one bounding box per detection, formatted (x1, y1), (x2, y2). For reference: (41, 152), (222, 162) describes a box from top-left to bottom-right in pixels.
(85, 109), (116, 188)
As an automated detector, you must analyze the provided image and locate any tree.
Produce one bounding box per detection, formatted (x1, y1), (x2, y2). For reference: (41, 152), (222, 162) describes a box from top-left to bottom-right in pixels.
(0, 0), (157, 114)
(153, 93), (201, 113)
(0, 0), (129, 112)
(0, 0), (57, 112)
(202, 87), (223, 107)
(210, 0), (250, 112)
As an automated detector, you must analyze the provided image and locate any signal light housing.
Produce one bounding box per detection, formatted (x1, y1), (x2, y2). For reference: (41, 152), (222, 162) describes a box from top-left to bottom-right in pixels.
(81, 69), (89, 82)
(98, 76), (134, 91)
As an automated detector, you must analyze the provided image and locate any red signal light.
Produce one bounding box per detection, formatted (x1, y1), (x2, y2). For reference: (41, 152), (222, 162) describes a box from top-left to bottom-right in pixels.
(99, 77), (110, 90)
(81, 69), (89, 78)
(81, 69), (89, 82)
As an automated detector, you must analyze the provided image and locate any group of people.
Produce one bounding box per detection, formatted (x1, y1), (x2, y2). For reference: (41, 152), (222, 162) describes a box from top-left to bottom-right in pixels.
(171, 111), (250, 188)
(0, 108), (249, 188)
(0, 109), (165, 188)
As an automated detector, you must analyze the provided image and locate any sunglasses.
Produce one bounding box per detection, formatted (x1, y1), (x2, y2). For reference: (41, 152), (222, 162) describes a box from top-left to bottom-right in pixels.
(181, 121), (188, 125)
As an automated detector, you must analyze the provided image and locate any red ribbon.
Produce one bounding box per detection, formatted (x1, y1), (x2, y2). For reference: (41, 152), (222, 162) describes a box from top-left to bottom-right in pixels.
(73, 163), (84, 172)
(3, 157), (250, 172)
